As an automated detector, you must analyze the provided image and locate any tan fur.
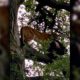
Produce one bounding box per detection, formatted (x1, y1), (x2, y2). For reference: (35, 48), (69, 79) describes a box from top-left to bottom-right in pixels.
(21, 26), (51, 43)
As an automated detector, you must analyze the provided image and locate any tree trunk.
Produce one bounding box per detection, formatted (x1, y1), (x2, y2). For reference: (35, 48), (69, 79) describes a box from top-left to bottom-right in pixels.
(9, 0), (25, 80)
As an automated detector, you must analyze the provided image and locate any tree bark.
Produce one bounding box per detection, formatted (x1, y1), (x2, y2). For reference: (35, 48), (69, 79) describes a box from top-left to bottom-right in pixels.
(9, 0), (25, 80)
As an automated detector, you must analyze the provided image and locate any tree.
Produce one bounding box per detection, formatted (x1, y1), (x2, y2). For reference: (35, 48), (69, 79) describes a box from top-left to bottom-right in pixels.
(0, 2), (10, 80)
(70, 0), (80, 79)
(9, 0), (26, 80)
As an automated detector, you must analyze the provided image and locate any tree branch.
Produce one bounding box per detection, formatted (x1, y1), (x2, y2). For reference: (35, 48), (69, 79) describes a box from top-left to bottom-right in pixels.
(36, 0), (70, 11)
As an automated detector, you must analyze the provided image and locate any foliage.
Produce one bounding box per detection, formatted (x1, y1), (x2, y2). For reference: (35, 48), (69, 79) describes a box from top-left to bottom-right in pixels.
(56, 0), (70, 3)
(10, 53), (25, 80)
(24, 0), (36, 12)
(43, 54), (70, 79)
(37, 39), (51, 55)
(72, 67), (80, 80)
(22, 0), (70, 79)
